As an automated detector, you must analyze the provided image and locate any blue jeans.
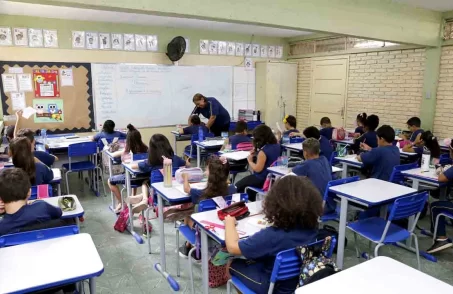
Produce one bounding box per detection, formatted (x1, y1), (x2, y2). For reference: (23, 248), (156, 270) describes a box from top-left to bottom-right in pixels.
(430, 201), (453, 237)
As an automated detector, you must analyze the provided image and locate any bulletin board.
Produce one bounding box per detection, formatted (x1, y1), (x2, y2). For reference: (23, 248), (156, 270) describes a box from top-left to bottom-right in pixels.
(0, 61), (95, 133)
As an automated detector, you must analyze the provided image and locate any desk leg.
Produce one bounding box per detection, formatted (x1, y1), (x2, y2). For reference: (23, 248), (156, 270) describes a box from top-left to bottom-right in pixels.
(108, 157), (114, 212)
(286, 149), (291, 157)
(336, 196), (348, 269)
(440, 185), (447, 201)
(157, 193), (166, 271)
(341, 163), (348, 179)
(200, 229), (209, 294)
(89, 278), (96, 294)
(174, 135), (178, 156)
(412, 179), (420, 191)
(57, 183), (61, 196)
(125, 171), (143, 244)
(197, 145), (201, 168)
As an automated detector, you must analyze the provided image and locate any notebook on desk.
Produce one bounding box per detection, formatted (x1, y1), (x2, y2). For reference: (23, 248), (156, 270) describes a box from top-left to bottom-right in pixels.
(174, 182), (207, 195)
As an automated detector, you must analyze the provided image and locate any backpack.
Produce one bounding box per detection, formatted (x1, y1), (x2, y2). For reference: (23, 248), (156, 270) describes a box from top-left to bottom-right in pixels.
(297, 236), (340, 288)
(332, 128), (346, 140)
(114, 205), (129, 232)
(236, 142), (254, 151)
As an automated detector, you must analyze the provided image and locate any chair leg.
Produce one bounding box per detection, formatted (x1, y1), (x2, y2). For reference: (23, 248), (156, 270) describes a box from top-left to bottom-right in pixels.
(187, 247), (196, 294)
(368, 240), (372, 258)
(433, 214), (441, 242)
(96, 167), (106, 197)
(176, 227), (180, 277)
(412, 233), (422, 271)
(145, 207), (151, 254)
(374, 243), (383, 259)
(226, 279), (232, 294)
(353, 232), (360, 258)
(65, 171), (70, 195)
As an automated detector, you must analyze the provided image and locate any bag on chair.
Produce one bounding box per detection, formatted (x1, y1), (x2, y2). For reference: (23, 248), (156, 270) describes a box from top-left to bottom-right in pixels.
(332, 128), (346, 140)
(114, 206), (129, 232)
(236, 142), (254, 151)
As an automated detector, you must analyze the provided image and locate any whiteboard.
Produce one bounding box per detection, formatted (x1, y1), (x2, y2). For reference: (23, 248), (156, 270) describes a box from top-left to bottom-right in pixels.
(92, 63), (233, 128)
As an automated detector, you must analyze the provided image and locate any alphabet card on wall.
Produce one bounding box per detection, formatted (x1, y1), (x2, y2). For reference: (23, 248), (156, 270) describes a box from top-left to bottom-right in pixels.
(33, 69), (60, 97)
(33, 98), (64, 123)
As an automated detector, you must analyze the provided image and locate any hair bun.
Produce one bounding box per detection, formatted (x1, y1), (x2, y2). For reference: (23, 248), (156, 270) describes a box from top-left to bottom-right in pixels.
(126, 124), (135, 131)
(362, 113), (367, 119)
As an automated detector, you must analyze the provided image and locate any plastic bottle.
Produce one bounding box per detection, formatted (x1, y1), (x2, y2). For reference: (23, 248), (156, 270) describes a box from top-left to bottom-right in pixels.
(163, 156), (173, 187)
(198, 126), (204, 142)
(41, 128), (47, 146)
(421, 147), (431, 172)
(257, 110), (261, 121)
(282, 134), (290, 145)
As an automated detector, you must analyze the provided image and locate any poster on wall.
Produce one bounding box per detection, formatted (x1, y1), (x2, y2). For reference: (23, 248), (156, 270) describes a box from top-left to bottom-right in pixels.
(111, 33), (123, 50)
(28, 28), (43, 47)
(123, 34), (135, 51)
(99, 33), (111, 50)
(147, 35), (158, 51)
(13, 28), (28, 46)
(86, 32), (99, 50)
(11, 92), (26, 110)
(135, 34), (147, 51)
(17, 74), (33, 92)
(60, 68), (74, 86)
(43, 29), (58, 48)
(227, 42), (235, 56)
(33, 69), (60, 98)
(268, 46), (275, 58)
(235, 43), (244, 56)
(0, 27), (13, 46)
(72, 31), (85, 48)
(1, 74), (18, 92)
(199, 40), (208, 55)
(34, 98), (64, 123)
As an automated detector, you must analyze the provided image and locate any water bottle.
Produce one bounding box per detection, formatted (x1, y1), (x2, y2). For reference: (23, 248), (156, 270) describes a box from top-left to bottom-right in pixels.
(41, 128), (47, 146)
(163, 156), (173, 187)
(282, 135), (290, 145)
(198, 126), (204, 142)
(421, 147), (431, 172)
(257, 110), (261, 121)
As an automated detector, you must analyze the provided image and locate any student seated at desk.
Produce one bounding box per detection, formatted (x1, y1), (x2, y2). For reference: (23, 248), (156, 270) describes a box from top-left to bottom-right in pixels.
(319, 117), (334, 140)
(178, 156), (236, 258)
(108, 124), (148, 213)
(403, 131), (441, 165)
(351, 114), (380, 152)
(300, 126), (333, 162)
(91, 119), (126, 141)
(354, 112), (367, 137)
(276, 115), (299, 142)
(1, 125), (14, 156)
(16, 128), (57, 167)
(235, 125), (281, 201)
(9, 137), (54, 185)
(357, 125), (400, 181)
(221, 120), (251, 150)
(225, 176), (322, 294)
(0, 168), (62, 236)
(401, 117), (423, 144)
(180, 114), (209, 136)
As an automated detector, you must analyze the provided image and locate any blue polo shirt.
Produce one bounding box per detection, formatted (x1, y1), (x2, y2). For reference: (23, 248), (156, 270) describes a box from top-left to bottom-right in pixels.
(355, 126), (364, 135)
(195, 97), (231, 128)
(320, 127), (334, 140)
(319, 136), (333, 162)
(190, 184), (237, 204)
(293, 156), (332, 196)
(229, 134), (252, 149)
(410, 129), (424, 142)
(93, 131), (126, 141)
(183, 125), (209, 136)
(254, 144), (281, 180)
(443, 166), (453, 181)
(138, 155), (186, 173)
(354, 131), (378, 150)
(360, 145), (400, 181)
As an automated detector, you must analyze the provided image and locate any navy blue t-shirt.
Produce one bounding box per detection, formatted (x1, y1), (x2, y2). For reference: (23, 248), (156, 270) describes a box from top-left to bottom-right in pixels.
(319, 136), (333, 163)
(360, 145), (400, 181)
(443, 166), (453, 181)
(183, 125), (209, 136)
(190, 184), (237, 204)
(93, 131), (126, 141)
(410, 129), (424, 142)
(34, 151), (55, 167)
(34, 162), (54, 185)
(254, 144), (281, 180)
(0, 201), (62, 236)
(320, 127), (334, 140)
(238, 226), (317, 293)
(293, 157), (332, 196)
(195, 97), (231, 128)
(138, 155), (185, 173)
(355, 126), (364, 135)
(229, 134), (252, 149)
(354, 131), (378, 150)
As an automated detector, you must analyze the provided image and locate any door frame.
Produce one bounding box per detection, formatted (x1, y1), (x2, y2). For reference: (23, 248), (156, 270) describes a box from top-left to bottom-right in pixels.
(309, 55), (350, 127)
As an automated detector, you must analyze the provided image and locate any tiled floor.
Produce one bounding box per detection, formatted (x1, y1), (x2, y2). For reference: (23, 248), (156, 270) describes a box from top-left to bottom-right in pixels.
(74, 178), (453, 294)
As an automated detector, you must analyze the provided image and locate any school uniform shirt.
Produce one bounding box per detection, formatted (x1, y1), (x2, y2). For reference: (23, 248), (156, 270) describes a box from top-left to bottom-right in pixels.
(283, 129), (299, 137)
(138, 155), (186, 173)
(410, 129), (424, 142)
(229, 134), (252, 149)
(34, 151), (55, 167)
(319, 136), (333, 162)
(0, 201), (62, 236)
(443, 166), (453, 181)
(234, 226), (317, 293)
(254, 144), (281, 180)
(189, 184), (237, 204)
(293, 156), (332, 196)
(355, 126), (364, 135)
(353, 131), (378, 151)
(182, 125), (209, 136)
(360, 145), (400, 181)
(320, 127), (334, 140)
(93, 131), (126, 141)
(34, 162), (54, 185)
(194, 97), (231, 128)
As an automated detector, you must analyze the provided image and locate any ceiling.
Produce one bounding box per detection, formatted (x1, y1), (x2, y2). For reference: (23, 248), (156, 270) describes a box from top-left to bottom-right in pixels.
(0, 1), (312, 38)
(393, 0), (453, 11)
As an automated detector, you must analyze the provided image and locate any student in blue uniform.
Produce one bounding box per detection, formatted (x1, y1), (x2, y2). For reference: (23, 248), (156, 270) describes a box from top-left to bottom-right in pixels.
(357, 125), (400, 181)
(0, 168), (62, 236)
(9, 137), (54, 186)
(180, 115), (209, 135)
(302, 126), (333, 162)
(403, 131), (441, 165)
(91, 119), (126, 141)
(352, 114), (380, 152)
(277, 115), (299, 142)
(221, 120), (251, 150)
(235, 125), (281, 201)
(320, 117), (334, 140)
(225, 176), (322, 294)
(191, 93), (231, 136)
(17, 128), (57, 167)
(354, 113), (367, 136)
(405, 117), (424, 143)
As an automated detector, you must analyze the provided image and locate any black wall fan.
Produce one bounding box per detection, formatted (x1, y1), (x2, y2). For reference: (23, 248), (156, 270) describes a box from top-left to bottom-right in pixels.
(166, 36), (186, 64)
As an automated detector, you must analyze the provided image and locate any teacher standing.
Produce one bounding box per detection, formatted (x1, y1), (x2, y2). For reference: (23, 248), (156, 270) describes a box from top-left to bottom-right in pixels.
(190, 93), (231, 137)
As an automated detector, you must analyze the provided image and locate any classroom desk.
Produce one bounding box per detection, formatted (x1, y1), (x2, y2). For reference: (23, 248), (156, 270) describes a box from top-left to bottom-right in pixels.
(218, 150), (250, 161)
(267, 165), (343, 177)
(401, 167), (448, 200)
(191, 201), (264, 294)
(150, 181), (191, 272)
(296, 256), (453, 293)
(43, 136), (92, 150)
(103, 149), (124, 212)
(195, 139), (225, 167)
(122, 160), (149, 244)
(171, 131), (192, 156)
(0, 233), (104, 294)
(332, 136), (402, 147)
(335, 155), (363, 178)
(281, 142), (302, 157)
(329, 178), (417, 269)
(41, 195), (84, 219)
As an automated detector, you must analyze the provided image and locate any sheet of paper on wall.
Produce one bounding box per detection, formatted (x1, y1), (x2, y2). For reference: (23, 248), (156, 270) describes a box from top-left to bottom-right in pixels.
(60, 68), (74, 86)
(22, 106), (37, 119)
(3, 115), (15, 122)
(17, 74), (33, 92)
(8, 67), (23, 74)
(244, 58), (253, 71)
(11, 92), (26, 111)
(1, 74), (18, 92)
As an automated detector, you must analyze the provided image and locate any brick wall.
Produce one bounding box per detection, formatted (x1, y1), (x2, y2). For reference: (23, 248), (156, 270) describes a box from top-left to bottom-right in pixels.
(433, 46), (453, 139)
(296, 58), (311, 128)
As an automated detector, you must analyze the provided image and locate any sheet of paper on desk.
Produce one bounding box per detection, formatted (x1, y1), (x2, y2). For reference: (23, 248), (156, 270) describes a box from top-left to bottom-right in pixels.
(201, 140), (224, 146)
(222, 151), (250, 161)
(52, 168), (61, 180)
(175, 182), (207, 195)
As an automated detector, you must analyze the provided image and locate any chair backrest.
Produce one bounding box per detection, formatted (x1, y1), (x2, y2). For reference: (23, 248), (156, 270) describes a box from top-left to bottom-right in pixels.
(96, 138), (114, 151)
(388, 192), (428, 222)
(29, 184), (53, 200)
(270, 237), (337, 284)
(132, 152), (148, 161)
(0, 225), (79, 248)
(289, 137), (304, 144)
(324, 176), (360, 202)
(389, 162), (418, 185)
(68, 141), (98, 157)
(198, 194), (248, 212)
(440, 153), (452, 166)
(329, 151), (338, 166)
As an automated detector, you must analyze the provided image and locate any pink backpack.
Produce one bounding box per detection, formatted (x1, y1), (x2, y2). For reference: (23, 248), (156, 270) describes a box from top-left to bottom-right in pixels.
(114, 206), (129, 232)
(332, 128), (346, 140)
(236, 142), (254, 151)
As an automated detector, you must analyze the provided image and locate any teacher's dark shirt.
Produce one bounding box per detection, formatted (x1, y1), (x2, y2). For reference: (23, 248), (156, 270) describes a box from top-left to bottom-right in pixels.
(195, 97), (230, 128)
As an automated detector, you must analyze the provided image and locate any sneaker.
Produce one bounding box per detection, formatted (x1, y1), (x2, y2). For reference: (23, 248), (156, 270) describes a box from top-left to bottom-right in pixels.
(426, 239), (453, 254)
(179, 244), (191, 258)
(190, 249), (201, 263)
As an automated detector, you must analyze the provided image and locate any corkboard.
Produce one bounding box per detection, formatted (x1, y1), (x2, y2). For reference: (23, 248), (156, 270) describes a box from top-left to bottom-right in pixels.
(0, 61), (94, 134)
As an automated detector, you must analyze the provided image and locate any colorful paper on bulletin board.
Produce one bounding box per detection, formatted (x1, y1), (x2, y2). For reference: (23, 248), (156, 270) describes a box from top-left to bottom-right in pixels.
(33, 98), (64, 123)
(33, 69), (60, 98)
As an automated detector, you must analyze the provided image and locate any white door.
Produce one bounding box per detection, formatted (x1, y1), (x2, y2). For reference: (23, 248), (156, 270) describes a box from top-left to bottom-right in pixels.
(309, 57), (348, 127)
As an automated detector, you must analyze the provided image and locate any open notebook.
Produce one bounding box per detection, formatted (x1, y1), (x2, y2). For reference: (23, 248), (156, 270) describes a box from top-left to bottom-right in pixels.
(174, 182), (207, 195)
(52, 168), (62, 180)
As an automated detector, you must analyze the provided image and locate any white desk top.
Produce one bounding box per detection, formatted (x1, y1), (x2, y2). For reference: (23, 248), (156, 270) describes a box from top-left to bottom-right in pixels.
(103, 148), (124, 160)
(122, 160), (145, 174)
(191, 201), (264, 243)
(47, 136), (92, 149)
(267, 165), (343, 176)
(195, 140), (225, 148)
(335, 155), (363, 166)
(401, 167), (439, 183)
(151, 181), (192, 203)
(219, 150), (250, 161)
(39, 195), (84, 218)
(296, 256), (453, 293)
(329, 178), (417, 206)
(0, 233), (103, 294)
(282, 142), (303, 151)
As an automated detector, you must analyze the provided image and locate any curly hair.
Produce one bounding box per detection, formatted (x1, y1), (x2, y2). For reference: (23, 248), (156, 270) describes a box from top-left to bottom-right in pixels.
(263, 176), (322, 230)
(201, 156), (230, 200)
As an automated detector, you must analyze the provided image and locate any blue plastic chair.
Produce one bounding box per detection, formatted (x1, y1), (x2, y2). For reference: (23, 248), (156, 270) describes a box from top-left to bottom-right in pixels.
(321, 176), (360, 223)
(289, 137), (304, 144)
(0, 225), (79, 248)
(62, 142), (105, 196)
(226, 237), (336, 294)
(177, 194), (248, 294)
(440, 153), (452, 166)
(329, 151), (339, 166)
(184, 133), (215, 162)
(29, 185), (53, 200)
(347, 191), (428, 270)
(389, 162), (418, 186)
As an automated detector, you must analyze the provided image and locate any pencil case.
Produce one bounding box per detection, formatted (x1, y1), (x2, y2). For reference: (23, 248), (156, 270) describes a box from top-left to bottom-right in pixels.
(217, 201), (250, 221)
(175, 167), (204, 184)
